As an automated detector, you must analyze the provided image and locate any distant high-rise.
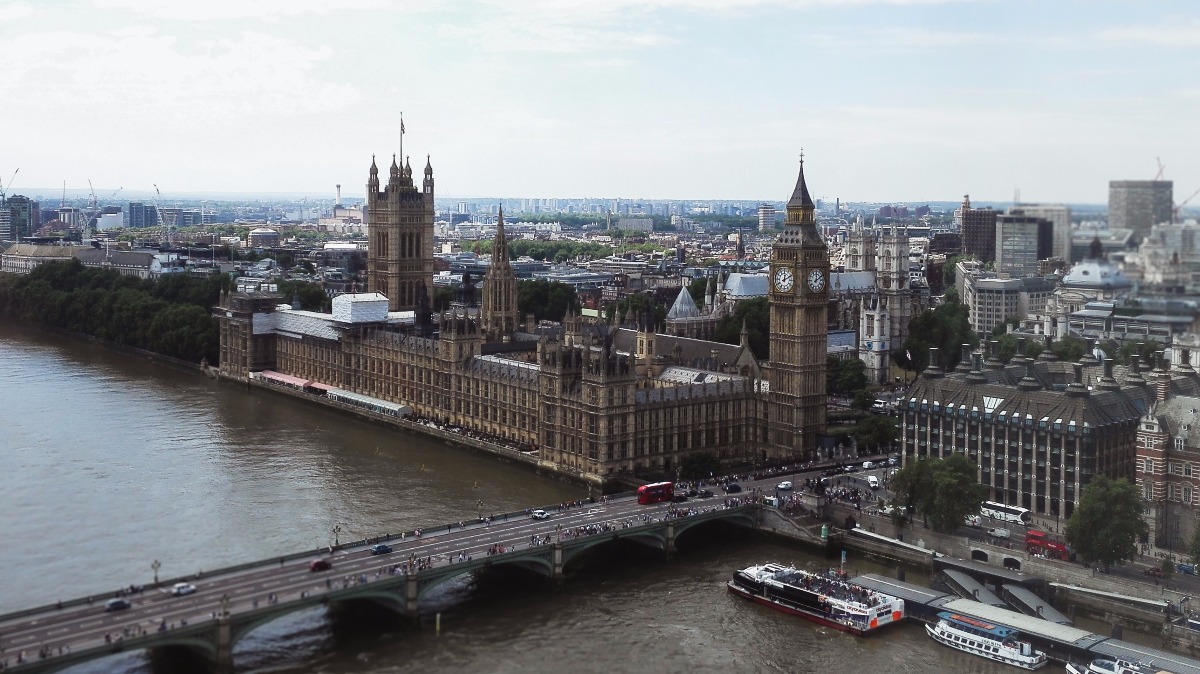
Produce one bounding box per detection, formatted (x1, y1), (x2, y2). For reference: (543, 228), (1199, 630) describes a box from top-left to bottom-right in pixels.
(1109, 180), (1172, 243)
(995, 215), (1053, 277)
(1010, 203), (1071, 263)
(757, 203), (775, 232)
(127, 202), (159, 229)
(957, 194), (998, 263)
(5, 195), (40, 240)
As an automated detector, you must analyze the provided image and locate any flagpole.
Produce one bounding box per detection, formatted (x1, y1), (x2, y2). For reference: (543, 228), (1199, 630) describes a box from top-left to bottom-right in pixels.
(399, 112), (404, 169)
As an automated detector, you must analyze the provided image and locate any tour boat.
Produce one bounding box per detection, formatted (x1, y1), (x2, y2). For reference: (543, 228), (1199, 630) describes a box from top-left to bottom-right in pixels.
(925, 611), (1048, 670)
(1065, 657), (1177, 674)
(727, 563), (905, 636)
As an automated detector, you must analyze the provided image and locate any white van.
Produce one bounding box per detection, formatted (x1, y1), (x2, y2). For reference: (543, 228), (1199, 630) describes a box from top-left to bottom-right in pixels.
(866, 475), (880, 490)
(862, 460), (876, 470)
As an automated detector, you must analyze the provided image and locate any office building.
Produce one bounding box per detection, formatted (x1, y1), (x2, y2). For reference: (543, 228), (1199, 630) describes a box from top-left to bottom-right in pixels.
(1109, 180), (1173, 243)
(957, 194), (998, 263)
(757, 204), (776, 232)
(1011, 203), (1071, 263)
(995, 215), (1053, 278)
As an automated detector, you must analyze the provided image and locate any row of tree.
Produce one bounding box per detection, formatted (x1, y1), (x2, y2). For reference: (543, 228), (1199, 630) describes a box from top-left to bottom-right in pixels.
(0, 259), (225, 364)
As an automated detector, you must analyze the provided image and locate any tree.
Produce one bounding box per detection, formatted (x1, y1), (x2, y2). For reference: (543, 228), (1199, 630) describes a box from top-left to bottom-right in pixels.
(1190, 524), (1200, 566)
(1051, 336), (1088, 362)
(889, 455), (986, 533)
(276, 279), (329, 312)
(827, 357), (868, 396)
(900, 292), (977, 372)
(713, 297), (769, 360)
(1114, 340), (1162, 366)
(851, 414), (897, 451)
(688, 276), (709, 309)
(680, 452), (721, 480)
(850, 390), (874, 411)
(924, 454), (988, 533)
(1064, 475), (1148, 570)
(517, 280), (578, 323)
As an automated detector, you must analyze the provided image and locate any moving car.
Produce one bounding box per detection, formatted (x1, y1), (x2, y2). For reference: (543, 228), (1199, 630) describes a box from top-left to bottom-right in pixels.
(171, 582), (197, 596)
(309, 559), (332, 572)
(370, 544), (393, 555)
(1144, 566), (1165, 578)
(531, 509), (550, 520)
(723, 483), (743, 493)
(776, 481), (793, 491)
(105, 598), (131, 612)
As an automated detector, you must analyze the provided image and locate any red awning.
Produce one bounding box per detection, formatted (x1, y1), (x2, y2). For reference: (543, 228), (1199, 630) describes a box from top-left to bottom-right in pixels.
(305, 381), (333, 392)
(259, 370), (309, 387)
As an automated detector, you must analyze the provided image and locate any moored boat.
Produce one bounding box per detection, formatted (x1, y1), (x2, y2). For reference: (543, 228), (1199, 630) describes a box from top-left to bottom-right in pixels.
(1065, 657), (1177, 674)
(925, 611), (1047, 670)
(727, 562), (904, 636)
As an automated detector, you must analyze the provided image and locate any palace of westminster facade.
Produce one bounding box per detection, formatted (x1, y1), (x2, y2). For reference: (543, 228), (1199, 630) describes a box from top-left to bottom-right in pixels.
(216, 151), (831, 480)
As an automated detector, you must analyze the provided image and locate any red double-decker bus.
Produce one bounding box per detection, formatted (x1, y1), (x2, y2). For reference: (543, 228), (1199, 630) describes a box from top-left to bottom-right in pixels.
(637, 482), (674, 505)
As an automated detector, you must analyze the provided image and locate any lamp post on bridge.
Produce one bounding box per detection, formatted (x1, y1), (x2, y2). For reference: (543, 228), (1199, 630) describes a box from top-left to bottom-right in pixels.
(151, 559), (161, 587)
(477, 500), (483, 521)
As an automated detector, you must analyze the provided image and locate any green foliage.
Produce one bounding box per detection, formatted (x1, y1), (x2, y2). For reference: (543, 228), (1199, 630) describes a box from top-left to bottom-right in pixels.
(1189, 525), (1200, 566)
(1051, 336), (1089, 362)
(1114, 340), (1162, 366)
(827, 357), (868, 396)
(889, 455), (987, 533)
(612, 292), (666, 328)
(433, 286), (455, 312)
(1162, 556), (1176, 580)
(901, 292), (977, 372)
(688, 276), (709, 308)
(679, 452), (721, 480)
(275, 279), (330, 312)
(925, 454), (988, 533)
(851, 414), (897, 451)
(991, 334), (1044, 363)
(517, 280), (578, 323)
(713, 297), (769, 360)
(851, 390), (874, 411)
(1065, 475), (1148, 569)
(943, 254), (971, 289)
(0, 259), (225, 364)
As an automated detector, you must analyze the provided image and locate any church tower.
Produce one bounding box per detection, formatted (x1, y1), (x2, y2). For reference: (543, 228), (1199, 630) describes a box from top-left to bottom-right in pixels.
(367, 148), (434, 312)
(768, 157), (829, 459)
(481, 205), (520, 341)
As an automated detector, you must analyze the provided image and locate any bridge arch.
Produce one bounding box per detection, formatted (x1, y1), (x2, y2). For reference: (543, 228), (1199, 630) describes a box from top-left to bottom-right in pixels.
(1002, 556), (1022, 571)
(416, 555), (555, 602)
(671, 511), (757, 544)
(971, 549), (989, 563)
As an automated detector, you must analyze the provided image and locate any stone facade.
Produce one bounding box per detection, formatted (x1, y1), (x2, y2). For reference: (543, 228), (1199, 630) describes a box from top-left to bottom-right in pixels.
(215, 161), (828, 479)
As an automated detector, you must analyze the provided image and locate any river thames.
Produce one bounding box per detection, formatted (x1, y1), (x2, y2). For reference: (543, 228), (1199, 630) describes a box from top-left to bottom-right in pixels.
(1, 323), (1088, 674)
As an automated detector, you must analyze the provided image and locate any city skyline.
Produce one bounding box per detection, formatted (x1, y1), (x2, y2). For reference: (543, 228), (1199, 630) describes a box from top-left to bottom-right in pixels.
(3, 0), (1198, 204)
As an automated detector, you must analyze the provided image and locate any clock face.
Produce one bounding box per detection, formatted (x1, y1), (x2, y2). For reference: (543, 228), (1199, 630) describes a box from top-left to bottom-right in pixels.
(807, 269), (826, 293)
(774, 267), (794, 292)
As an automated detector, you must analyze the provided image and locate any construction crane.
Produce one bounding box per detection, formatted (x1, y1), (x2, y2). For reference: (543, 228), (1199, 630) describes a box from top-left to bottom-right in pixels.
(0, 168), (17, 206)
(1156, 157), (1166, 181)
(82, 179), (100, 241)
(153, 183), (172, 247)
(1176, 187), (1200, 223)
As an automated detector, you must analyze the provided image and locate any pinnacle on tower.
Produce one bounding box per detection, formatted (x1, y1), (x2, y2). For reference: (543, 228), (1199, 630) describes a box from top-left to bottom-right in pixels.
(788, 152), (815, 210)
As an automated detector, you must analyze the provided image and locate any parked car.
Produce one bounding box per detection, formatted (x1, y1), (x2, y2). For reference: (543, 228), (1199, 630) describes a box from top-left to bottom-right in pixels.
(105, 598), (131, 612)
(776, 481), (793, 491)
(171, 582), (197, 596)
(370, 544), (393, 555)
(309, 559), (332, 572)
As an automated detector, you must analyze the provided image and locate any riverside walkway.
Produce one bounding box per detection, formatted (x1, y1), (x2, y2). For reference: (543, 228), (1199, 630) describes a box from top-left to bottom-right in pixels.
(0, 494), (758, 674)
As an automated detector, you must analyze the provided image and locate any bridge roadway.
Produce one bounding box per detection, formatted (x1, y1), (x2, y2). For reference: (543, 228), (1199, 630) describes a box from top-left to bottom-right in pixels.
(0, 490), (762, 674)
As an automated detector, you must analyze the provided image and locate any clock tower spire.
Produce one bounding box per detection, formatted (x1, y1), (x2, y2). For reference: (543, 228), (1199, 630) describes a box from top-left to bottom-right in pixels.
(767, 154), (829, 460)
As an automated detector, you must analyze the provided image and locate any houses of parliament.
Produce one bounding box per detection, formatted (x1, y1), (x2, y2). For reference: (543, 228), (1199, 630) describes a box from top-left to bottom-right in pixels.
(216, 150), (829, 482)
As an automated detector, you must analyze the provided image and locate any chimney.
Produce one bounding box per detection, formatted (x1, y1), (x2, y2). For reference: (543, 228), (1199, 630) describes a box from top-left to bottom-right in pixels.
(1080, 338), (1098, 366)
(966, 353), (988, 384)
(1127, 354), (1147, 387)
(1018, 359), (1041, 391)
(1180, 348), (1195, 373)
(1156, 355), (1172, 402)
(956, 343), (973, 373)
(1016, 337), (1028, 362)
(1098, 356), (1120, 391)
(924, 347), (944, 378)
(1066, 363), (1089, 397)
(985, 339), (1004, 369)
(336, 184), (342, 205)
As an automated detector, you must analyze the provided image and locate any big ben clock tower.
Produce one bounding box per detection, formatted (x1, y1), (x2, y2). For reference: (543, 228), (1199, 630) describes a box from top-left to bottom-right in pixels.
(768, 156), (829, 460)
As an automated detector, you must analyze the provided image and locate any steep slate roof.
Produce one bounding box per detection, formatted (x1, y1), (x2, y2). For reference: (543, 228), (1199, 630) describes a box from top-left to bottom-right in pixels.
(722, 273), (768, 298)
(666, 286), (702, 319)
(1150, 395), (1200, 446)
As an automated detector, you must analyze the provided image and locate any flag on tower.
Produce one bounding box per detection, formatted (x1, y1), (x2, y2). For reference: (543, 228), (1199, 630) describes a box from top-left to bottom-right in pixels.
(401, 117), (405, 135)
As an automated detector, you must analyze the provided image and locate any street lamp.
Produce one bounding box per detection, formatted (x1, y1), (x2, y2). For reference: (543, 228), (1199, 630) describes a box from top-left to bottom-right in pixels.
(151, 559), (161, 586)
(332, 523), (343, 547)
(477, 500), (483, 520)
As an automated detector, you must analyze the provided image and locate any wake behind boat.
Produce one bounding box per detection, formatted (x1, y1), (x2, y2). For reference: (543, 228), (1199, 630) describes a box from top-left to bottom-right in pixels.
(727, 562), (904, 636)
(926, 611), (1048, 670)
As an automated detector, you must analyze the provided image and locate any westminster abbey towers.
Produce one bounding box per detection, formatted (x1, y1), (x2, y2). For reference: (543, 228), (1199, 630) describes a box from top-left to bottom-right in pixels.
(367, 154), (435, 312)
(768, 159), (829, 457)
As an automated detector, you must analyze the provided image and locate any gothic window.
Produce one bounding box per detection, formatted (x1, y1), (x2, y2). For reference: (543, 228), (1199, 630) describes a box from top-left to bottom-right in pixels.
(1187, 485), (1194, 505)
(1176, 436), (1186, 451)
(1143, 480), (1154, 500)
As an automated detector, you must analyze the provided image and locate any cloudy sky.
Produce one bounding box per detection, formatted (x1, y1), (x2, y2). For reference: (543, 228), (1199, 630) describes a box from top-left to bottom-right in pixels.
(3, 0), (1198, 205)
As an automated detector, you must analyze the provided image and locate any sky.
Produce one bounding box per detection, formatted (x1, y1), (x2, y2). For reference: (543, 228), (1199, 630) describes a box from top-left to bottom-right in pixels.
(3, 0), (1199, 205)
